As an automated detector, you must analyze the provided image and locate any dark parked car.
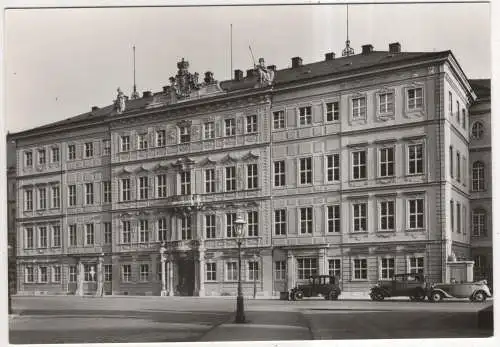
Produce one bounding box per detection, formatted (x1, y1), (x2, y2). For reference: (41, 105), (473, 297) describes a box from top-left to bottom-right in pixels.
(429, 280), (492, 302)
(370, 273), (429, 301)
(289, 275), (341, 301)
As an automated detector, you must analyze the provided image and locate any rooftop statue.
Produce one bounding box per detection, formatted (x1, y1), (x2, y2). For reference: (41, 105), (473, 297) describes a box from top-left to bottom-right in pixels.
(255, 57), (275, 87)
(114, 87), (127, 113)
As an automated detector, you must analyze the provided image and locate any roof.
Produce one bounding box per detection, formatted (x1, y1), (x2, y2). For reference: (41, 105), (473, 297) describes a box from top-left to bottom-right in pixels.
(469, 79), (490, 99)
(10, 49), (459, 138)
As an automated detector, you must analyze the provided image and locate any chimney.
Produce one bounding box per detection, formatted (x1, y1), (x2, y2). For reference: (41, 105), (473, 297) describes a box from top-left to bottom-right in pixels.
(91, 106), (99, 112)
(362, 44), (374, 54)
(266, 65), (276, 71)
(389, 42), (401, 54)
(325, 52), (336, 61)
(234, 69), (244, 81)
(142, 91), (152, 98)
(246, 69), (255, 78)
(291, 57), (303, 68)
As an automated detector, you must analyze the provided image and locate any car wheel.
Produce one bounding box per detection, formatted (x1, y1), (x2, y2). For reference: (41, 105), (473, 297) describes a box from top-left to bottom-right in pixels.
(328, 290), (339, 301)
(293, 291), (304, 301)
(430, 291), (443, 302)
(370, 291), (384, 301)
(472, 291), (486, 302)
(413, 288), (426, 302)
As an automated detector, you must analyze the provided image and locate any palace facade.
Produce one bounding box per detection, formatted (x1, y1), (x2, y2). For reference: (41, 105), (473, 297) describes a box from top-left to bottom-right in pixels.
(9, 42), (491, 297)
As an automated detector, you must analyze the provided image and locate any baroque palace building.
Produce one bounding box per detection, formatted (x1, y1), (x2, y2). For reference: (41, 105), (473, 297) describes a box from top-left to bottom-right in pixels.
(9, 42), (492, 297)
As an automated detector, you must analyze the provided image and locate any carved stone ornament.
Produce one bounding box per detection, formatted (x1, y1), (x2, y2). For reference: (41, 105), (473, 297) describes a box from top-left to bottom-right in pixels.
(255, 58), (275, 87)
(168, 58), (201, 99)
(114, 88), (127, 114)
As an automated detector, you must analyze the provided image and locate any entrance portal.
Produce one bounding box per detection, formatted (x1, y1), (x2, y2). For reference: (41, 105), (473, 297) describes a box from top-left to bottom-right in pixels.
(177, 258), (195, 296)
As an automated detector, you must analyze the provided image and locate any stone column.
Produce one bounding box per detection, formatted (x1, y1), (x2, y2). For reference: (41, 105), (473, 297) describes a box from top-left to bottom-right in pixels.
(318, 248), (327, 276)
(286, 252), (295, 292)
(96, 257), (103, 296)
(167, 260), (174, 296)
(160, 245), (167, 296)
(198, 246), (205, 297)
(77, 261), (84, 296)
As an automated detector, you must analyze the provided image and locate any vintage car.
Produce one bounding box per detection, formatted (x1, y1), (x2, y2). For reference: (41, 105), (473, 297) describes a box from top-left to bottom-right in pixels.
(370, 273), (429, 301)
(289, 275), (341, 301)
(429, 280), (492, 302)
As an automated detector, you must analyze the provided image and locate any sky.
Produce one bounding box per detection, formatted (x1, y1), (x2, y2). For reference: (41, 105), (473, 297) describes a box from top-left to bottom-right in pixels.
(3, 1), (491, 133)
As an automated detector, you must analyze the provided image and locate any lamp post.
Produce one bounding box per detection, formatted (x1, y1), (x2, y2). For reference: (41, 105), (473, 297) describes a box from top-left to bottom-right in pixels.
(160, 243), (167, 296)
(234, 216), (246, 324)
(253, 253), (258, 299)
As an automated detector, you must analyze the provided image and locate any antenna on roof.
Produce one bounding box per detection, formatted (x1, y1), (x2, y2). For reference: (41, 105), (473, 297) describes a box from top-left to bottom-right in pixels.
(342, 4), (355, 57)
(131, 45), (140, 100)
(249, 45), (256, 67)
(230, 24), (233, 78)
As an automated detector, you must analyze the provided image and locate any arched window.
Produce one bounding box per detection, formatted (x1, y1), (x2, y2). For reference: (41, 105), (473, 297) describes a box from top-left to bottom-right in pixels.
(472, 209), (487, 237)
(471, 121), (484, 140)
(472, 161), (485, 191)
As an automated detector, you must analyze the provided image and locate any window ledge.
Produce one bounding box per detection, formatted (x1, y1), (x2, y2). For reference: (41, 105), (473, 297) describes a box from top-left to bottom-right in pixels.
(351, 231), (369, 235)
(404, 229), (426, 233)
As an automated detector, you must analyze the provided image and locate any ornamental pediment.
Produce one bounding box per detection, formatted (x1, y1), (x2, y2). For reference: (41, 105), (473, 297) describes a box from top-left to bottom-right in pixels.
(115, 167), (132, 176)
(241, 151), (260, 161)
(198, 157), (217, 167)
(219, 154), (238, 164)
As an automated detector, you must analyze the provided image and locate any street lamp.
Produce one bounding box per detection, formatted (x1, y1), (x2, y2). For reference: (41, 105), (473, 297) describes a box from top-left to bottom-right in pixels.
(234, 216), (246, 324)
(253, 253), (258, 299)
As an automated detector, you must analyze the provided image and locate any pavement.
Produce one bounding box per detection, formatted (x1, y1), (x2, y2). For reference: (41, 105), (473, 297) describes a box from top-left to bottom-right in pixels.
(8, 295), (494, 344)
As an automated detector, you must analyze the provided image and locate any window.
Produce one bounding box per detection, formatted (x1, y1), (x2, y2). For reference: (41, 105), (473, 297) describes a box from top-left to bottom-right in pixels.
(180, 171), (191, 195)
(299, 157), (312, 184)
(84, 263), (96, 282)
(122, 221), (131, 243)
(226, 262), (238, 281)
(463, 205), (467, 235)
(274, 160), (285, 187)
(450, 200), (454, 232)
(51, 147), (60, 163)
(275, 261), (286, 280)
(274, 209), (287, 235)
(352, 151), (367, 180)
(140, 264), (150, 282)
(139, 220), (149, 243)
(471, 121), (484, 140)
(139, 177), (149, 200)
(456, 152), (461, 182)
(226, 213), (236, 238)
(52, 225), (61, 247)
(472, 161), (485, 191)
(352, 97), (366, 120)
(25, 227), (34, 249)
(53, 266), (61, 282)
(68, 185), (77, 206)
(225, 118), (236, 136)
(52, 186), (60, 208)
(449, 91), (453, 117)
(25, 151), (33, 166)
(205, 214), (216, 239)
(408, 198), (425, 229)
(326, 154), (340, 182)
(379, 93), (394, 113)
(379, 201), (395, 231)
(181, 216), (192, 240)
(353, 203), (367, 232)
(69, 224), (77, 246)
(472, 210), (487, 236)
(456, 202), (461, 234)
(456, 101), (460, 123)
(299, 106), (312, 125)
(328, 259), (341, 277)
(25, 266), (34, 283)
(407, 88), (423, 110)
(38, 187), (47, 209)
(102, 139), (111, 155)
(121, 179), (131, 201)
(69, 266), (77, 282)
(104, 265), (112, 282)
(120, 135), (130, 152)
(204, 169), (215, 193)
(137, 133), (148, 150)
(408, 256), (424, 274)
(156, 130), (166, 147)
(408, 144), (424, 175)
(85, 183), (94, 205)
(297, 258), (317, 280)
(68, 144), (76, 160)
(249, 261), (259, 281)
(39, 226), (48, 248)
(25, 189), (33, 211)
(326, 101), (339, 121)
(300, 207), (313, 234)
(157, 174), (167, 198)
(449, 146), (454, 178)
(179, 126), (191, 143)
(103, 181), (111, 203)
(327, 205), (340, 233)
(39, 266), (48, 283)
(122, 265), (132, 282)
(158, 218), (168, 242)
(379, 147), (394, 177)
(85, 142), (94, 158)
(203, 122), (215, 139)
(380, 258), (395, 280)
(353, 259), (368, 280)
(247, 211), (258, 237)
(273, 111), (285, 129)
(104, 222), (112, 244)
(38, 149), (46, 164)
(247, 164), (258, 189)
(85, 224), (94, 245)
(225, 166), (236, 191)
(462, 109), (466, 129)
(206, 263), (217, 281)
(246, 114), (257, 133)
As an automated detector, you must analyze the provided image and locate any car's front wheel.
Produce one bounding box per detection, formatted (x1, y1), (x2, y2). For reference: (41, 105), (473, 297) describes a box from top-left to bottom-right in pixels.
(293, 291), (304, 301)
(430, 291), (443, 302)
(327, 290), (339, 301)
(472, 290), (487, 302)
(370, 291), (384, 301)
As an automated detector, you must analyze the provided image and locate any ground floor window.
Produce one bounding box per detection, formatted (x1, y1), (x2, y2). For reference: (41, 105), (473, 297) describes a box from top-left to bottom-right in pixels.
(39, 266), (48, 283)
(122, 264), (132, 282)
(69, 266), (77, 282)
(226, 262), (238, 281)
(408, 256), (424, 274)
(25, 266), (34, 283)
(248, 261), (259, 281)
(328, 259), (341, 277)
(104, 265), (112, 282)
(84, 264), (96, 282)
(380, 258), (395, 280)
(297, 258), (317, 280)
(52, 265), (61, 282)
(206, 263), (216, 281)
(140, 264), (149, 282)
(275, 261), (286, 280)
(352, 259), (368, 280)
